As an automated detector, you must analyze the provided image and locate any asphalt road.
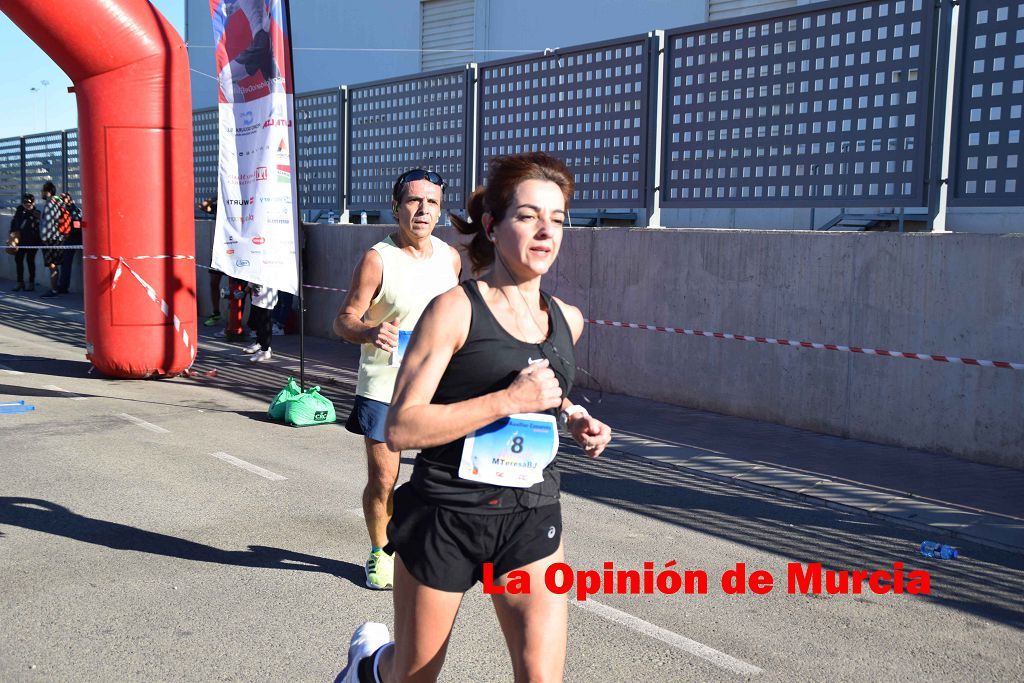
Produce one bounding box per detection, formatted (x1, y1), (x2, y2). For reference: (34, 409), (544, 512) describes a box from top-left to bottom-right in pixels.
(1, 291), (1022, 682)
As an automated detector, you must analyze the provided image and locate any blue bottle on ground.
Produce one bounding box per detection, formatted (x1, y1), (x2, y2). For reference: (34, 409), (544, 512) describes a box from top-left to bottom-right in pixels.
(920, 541), (958, 559)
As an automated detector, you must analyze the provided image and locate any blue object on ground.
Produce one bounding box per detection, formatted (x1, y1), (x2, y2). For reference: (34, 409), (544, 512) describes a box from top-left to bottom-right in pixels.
(0, 400), (26, 406)
(920, 540), (958, 559)
(0, 403), (35, 414)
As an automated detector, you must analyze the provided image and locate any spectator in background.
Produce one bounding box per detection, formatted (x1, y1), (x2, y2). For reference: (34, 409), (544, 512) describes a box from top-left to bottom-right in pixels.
(243, 282), (276, 362)
(199, 197), (225, 327)
(271, 290), (292, 335)
(56, 193), (82, 294)
(39, 181), (68, 298)
(9, 193), (41, 292)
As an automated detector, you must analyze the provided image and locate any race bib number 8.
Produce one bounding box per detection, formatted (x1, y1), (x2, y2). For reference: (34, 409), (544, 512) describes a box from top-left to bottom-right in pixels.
(459, 413), (558, 488)
(389, 330), (412, 367)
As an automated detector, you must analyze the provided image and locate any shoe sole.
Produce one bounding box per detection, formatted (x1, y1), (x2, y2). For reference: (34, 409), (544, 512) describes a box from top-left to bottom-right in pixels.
(364, 579), (393, 590)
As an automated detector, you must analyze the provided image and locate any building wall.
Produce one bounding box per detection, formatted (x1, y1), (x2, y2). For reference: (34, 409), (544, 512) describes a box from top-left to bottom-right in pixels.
(480, 0), (703, 53)
(192, 220), (1024, 468)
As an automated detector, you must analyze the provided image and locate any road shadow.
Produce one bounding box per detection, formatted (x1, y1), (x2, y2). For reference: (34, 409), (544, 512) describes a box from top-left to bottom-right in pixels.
(0, 497), (365, 586)
(0, 355), (93, 378)
(557, 447), (1024, 629)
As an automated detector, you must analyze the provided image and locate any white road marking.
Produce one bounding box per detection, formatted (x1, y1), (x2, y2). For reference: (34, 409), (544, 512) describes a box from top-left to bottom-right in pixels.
(572, 598), (763, 677)
(43, 384), (86, 400)
(0, 364), (23, 375)
(116, 412), (170, 433)
(210, 451), (287, 481)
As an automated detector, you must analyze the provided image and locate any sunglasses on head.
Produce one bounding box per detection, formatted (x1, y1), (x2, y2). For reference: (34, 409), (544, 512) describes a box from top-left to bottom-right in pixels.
(392, 169), (446, 200)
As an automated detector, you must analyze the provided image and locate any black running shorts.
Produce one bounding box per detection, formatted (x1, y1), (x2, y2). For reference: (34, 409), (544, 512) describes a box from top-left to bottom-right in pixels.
(386, 484), (562, 593)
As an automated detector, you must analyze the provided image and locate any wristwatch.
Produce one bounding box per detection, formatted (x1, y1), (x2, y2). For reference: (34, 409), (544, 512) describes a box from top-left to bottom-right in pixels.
(559, 404), (589, 429)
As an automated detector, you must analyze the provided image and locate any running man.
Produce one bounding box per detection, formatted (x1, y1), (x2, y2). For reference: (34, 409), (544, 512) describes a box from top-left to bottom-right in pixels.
(333, 169), (461, 590)
(339, 153), (612, 682)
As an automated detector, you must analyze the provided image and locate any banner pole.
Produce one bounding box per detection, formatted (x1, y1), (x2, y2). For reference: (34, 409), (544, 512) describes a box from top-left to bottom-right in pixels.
(283, 0), (306, 390)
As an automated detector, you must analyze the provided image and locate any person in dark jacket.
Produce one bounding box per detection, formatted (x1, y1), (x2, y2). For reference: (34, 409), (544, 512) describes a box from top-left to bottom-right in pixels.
(9, 193), (41, 291)
(38, 181), (66, 297)
(56, 193), (83, 294)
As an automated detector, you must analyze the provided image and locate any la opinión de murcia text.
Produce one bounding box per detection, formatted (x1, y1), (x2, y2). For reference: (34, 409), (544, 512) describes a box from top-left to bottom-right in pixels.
(482, 561), (932, 600)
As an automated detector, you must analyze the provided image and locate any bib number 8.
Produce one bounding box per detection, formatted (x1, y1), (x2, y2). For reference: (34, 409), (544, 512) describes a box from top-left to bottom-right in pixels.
(510, 435), (524, 454)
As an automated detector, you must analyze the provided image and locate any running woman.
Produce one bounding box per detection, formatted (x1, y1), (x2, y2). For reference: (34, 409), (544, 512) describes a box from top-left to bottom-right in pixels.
(339, 152), (612, 683)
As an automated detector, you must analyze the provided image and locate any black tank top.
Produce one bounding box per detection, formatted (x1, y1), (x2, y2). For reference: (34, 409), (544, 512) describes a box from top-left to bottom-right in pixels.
(410, 279), (575, 513)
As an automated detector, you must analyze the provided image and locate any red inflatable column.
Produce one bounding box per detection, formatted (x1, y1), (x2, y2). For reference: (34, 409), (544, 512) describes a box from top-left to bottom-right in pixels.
(0, 0), (197, 377)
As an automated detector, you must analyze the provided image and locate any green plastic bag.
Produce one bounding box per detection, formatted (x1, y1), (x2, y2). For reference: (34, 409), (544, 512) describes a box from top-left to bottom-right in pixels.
(268, 377), (302, 421)
(284, 385), (337, 427)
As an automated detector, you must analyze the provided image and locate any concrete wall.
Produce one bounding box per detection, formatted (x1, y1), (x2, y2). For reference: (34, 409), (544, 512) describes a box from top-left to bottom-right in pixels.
(193, 220), (1024, 469)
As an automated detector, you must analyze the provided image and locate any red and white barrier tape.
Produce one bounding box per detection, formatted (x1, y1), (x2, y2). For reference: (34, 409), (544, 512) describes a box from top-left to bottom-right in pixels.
(42, 254), (1012, 371)
(112, 258), (196, 362)
(87, 254), (195, 261)
(194, 262), (348, 293)
(13, 245), (193, 261)
(301, 283), (348, 293)
(585, 319), (1024, 371)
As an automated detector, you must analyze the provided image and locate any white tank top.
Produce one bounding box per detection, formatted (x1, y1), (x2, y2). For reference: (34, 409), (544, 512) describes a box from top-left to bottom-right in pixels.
(356, 234), (458, 402)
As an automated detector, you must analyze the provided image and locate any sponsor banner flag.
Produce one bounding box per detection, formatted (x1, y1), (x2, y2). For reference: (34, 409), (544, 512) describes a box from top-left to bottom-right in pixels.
(209, 0), (299, 294)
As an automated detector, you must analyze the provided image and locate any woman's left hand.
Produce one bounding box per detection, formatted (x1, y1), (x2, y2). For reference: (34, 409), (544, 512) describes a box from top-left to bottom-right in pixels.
(569, 415), (611, 458)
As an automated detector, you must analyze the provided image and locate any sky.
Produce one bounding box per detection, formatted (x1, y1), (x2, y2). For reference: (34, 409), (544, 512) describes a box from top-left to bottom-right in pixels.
(0, 1), (185, 139)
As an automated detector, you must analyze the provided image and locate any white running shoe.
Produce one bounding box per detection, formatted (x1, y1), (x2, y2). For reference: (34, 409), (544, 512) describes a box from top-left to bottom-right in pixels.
(339, 623), (390, 683)
(249, 348), (272, 363)
(242, 341), (261, 354)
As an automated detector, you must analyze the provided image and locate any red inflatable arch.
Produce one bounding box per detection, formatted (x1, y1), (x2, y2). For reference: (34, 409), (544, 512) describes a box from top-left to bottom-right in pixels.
(1, 0), (196, 378)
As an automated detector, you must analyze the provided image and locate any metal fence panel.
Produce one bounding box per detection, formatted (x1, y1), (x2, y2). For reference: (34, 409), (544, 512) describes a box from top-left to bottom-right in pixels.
(65, 129), (82, 207)
(348, 67), (472, 213)
(0, 136), (23, 210)
(23, 131), (65, 200)
(948, 0), (1024, 206)
(295, 88), (345, 215)
(477, 35), (652, 209)
(662, 0), (939, 207)
(193, 107), (219, 215)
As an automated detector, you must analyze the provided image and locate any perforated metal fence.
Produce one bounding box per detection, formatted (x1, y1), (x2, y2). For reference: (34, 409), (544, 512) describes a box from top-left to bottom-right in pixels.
(192, 107), (219, 214)
(347, 67), (473, 213)
(661, 0), (940, 207)
(478, 35), (654, 208)
(948, 0), (1024, 206)
(0, 136), (22, 210)
(65, 129), (82, 208)
(23, 131), (66, 201)
(295, 88), (345, 214)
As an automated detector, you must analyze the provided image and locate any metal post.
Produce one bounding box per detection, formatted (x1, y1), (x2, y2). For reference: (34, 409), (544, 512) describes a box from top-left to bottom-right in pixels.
(644, 30), (665, 228)
(926, 0), (958, 232)
(19, 137), (27, 199)
(284, 0), (307, 390)
(337, 86), (348, 223)
(464, 63), (479, 205)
